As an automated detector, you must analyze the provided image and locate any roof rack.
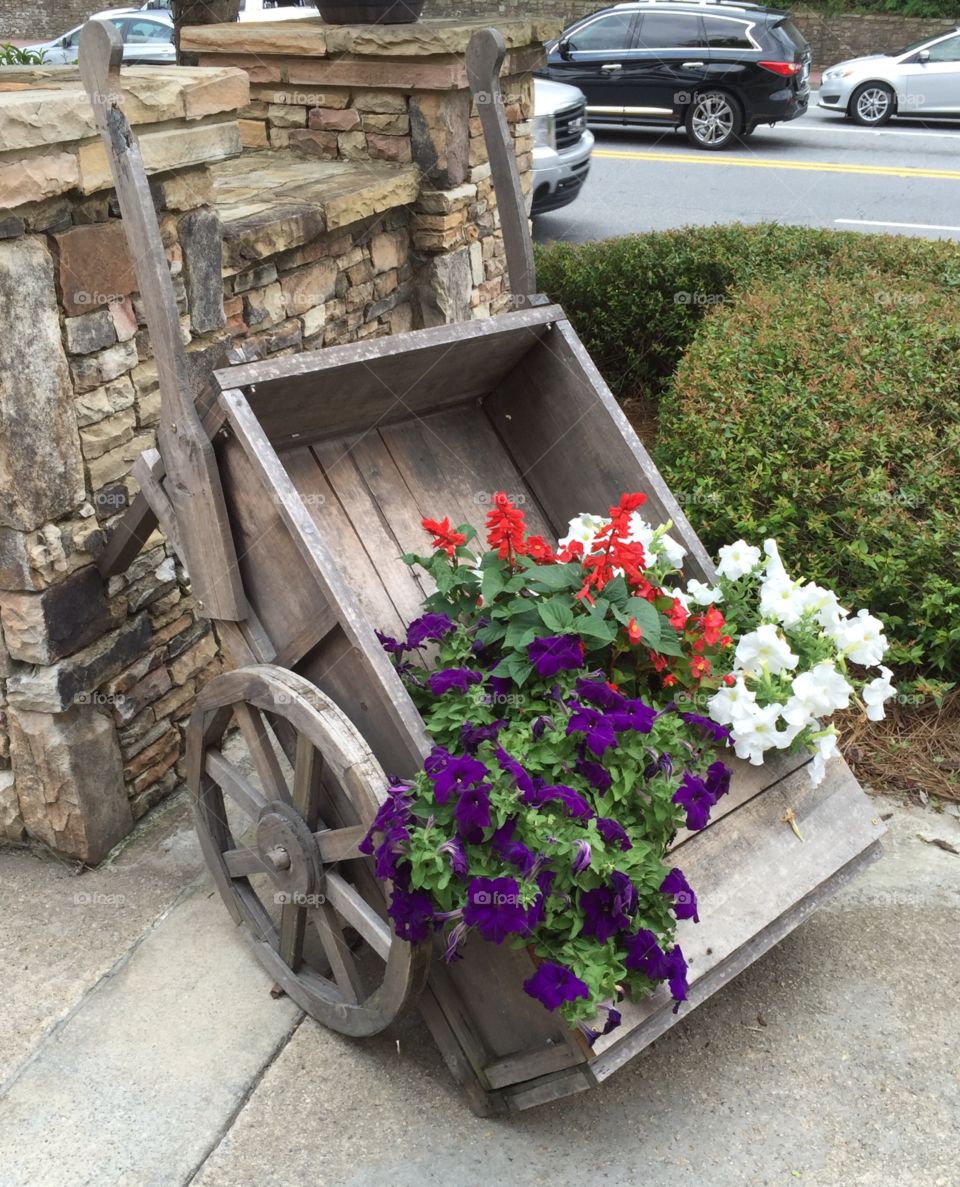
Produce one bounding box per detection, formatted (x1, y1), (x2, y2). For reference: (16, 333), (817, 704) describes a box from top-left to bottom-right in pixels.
(614, 0), (766, 10)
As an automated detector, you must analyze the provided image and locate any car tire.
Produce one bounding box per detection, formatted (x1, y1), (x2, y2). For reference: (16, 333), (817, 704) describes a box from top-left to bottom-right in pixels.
(685, 91), (743, 150)
(849, 82), (896, 126)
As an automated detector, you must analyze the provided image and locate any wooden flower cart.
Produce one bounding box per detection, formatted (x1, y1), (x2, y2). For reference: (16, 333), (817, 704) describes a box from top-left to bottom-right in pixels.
(80, 21), (884, 1115)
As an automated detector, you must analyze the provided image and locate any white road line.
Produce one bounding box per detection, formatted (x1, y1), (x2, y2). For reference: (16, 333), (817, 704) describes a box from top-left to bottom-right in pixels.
(780, 123), (960, 139)
(835, 218), (960, 231)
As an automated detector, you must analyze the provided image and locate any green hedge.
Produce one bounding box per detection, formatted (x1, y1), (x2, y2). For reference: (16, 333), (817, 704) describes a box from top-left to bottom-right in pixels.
(535, 227), (960, 676)
(534, 224), (959, 402)
(797, 0), (959, 19)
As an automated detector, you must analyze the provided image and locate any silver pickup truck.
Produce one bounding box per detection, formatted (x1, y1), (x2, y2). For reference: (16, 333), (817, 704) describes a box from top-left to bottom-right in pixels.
(531, 77), (595, 215)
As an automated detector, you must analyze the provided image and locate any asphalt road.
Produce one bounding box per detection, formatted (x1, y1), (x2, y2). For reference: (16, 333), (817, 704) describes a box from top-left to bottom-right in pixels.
(534, 94), (960, 244)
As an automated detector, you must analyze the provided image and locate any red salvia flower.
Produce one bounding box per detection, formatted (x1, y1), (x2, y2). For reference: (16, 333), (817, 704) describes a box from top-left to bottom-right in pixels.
(577, 492), (648, 602)
(486, 492), (527, 563)
(667, 598), (689, 631)
(524, 535), (556, 563)
(421, 516), (466, 559)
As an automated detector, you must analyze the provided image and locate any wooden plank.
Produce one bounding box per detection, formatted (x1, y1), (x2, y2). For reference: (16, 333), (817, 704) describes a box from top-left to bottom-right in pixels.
(483, 319), (716, 582)
(79, 20), (246, 622)
(485, 1040), (589, 1092)
(501, 1064), (594, 1112)
(233, 702), (290, 804)
(213, 307), (560, 449)
(96, 491), (158, 580)
(205, 747), (267, 822)
(466, 29), (537, 304)
(588, 757), (885, 1065)
(325, 872), (392, 960)
(590, 840), (883, 1084)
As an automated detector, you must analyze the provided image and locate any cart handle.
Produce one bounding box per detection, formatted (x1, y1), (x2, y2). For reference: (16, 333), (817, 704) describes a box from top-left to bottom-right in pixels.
(79, 20), (246, 621)
(466, 29), (544, 309)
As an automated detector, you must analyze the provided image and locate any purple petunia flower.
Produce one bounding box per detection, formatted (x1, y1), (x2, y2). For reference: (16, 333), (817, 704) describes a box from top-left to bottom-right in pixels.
(376, 630), (409, 658)
(673, 770), (715, 832)
(596, 816), (632, 851)
(522, 960), (590, 1011)
(681, 711), (732, 746)
(437, 835), (469, 878)
(526, 869), (556, 929)
(454, 783), (492, 844)
(425, 747), (488, 806)
(388, 883), (435, 943)
(406, 612), (456, 649)
(359, 780), (413, 857)
(527, 635), (585, 679)
(661, 867), (699, 923)
(460, 718), (506, 753)
(601, 1004), (622, 1035)
(531, 715), (552, 739)
(463, 876), (531, 943)
(494, 746), (537, 797)
(644, 751), (675, 781)
(490, 819), (538, 878)
(664, 945), (689, 1010)
(526, 783), (595, 821)
(487, 673), (514, 702)
(567, 705), (618, 757)
(575, 757), (613, 793)
(607, 698), (658, 735)
(427, 667), (483, 697)
(705, 760), (732, 802)
(575, 677), (626, 712)
(373, 823), (410, 881)
(623, 927), (668, 981)
(580, 871), (637, 943)
(571, 839), (592, 874)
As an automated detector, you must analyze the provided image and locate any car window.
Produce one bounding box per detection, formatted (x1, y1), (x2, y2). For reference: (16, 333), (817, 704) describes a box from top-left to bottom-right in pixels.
(702, 17), (754, 50)
(122, 19), (173, 44)
(567, 13), (635, 52)
(636, 13), (707, 51)
(925, 34), (960, 62)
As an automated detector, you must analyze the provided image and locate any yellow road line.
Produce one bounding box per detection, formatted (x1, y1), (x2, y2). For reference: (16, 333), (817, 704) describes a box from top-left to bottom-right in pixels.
(593, 148), (960, 180)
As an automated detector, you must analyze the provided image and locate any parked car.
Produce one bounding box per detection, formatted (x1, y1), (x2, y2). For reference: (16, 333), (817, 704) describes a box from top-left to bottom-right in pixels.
(531, 77), (595, 214)
(819, 28), (960, 125)
(102, 0), (321, 19)
(23, 12), (174, 65)
(542, 0), (812, 150)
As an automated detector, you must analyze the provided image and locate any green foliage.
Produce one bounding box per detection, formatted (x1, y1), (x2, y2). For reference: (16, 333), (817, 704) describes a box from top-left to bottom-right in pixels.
(0, 43), (46, 65)
(799, 0), (959, 19)
(655, 273), (960, 676)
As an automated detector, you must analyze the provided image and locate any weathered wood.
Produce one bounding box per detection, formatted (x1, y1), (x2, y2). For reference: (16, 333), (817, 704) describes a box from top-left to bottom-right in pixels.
(78, 19), (246, 622)
(466, 29), (537, 305)
(95, 492), (159, 580)
(214, 307), (559, 449)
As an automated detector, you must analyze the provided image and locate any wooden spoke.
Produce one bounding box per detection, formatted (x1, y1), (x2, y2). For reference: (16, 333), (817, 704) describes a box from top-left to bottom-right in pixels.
(205, 748), (267, 821)
(325, 871), (392, 960)
(188, 664), (430, 1037)
(233, 701), (289, 802)
(312, 905), (364, 1004)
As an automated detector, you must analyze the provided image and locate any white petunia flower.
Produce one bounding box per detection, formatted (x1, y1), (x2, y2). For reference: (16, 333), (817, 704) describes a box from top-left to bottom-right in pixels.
(782, 662), (854, 726)
(662, 586), (691, 612)
(729, 702), (800, 765)
(687, 578), (724, 606)
(862, 665), (896, 721)
(832, 608), (888, 668)
(657, 532), (687, 569)
(707, 676), (757, 726)
(559, 513), (607, 551)
(795, 581), (849, 632)
(763, 538), (789, 581)
(759, 574), (806, 628)
(808, 730), (840, 787)
(716, 540), (762, 581)
(734, 624), (799, 676)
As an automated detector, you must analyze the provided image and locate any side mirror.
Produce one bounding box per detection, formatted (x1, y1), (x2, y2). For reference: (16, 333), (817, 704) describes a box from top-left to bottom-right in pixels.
(917, 49), (930, 63)
(558, 37), (572, 60)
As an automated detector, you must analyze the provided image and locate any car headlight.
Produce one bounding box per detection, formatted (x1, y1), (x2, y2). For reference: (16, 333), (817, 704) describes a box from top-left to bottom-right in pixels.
(823, 68), (855, 81)
(533, 113), (556, 150)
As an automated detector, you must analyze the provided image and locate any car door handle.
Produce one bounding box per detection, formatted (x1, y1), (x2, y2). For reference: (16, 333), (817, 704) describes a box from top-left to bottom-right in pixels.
(682, 61), (705, 69)
(601, 63), (623, 73)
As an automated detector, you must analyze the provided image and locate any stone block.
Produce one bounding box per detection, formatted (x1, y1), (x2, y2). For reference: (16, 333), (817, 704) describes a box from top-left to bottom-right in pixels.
(109, 297), (139, 343)
(183, 70), (249, 121)
(79, 408), (137, 461)
(123, 725), (180, 782)
(115, 666), (173, 726)
(0, 238), (85, 532)
(86, 433), (154, 498)
(9, 703), (132, 862)
(70, 340), (140, 394)
(0, 151), (80, 211)
(338, 131), (368, 160)
(370, 232), (404, 274)
(469, 240), (484, 287)
(52, 221), (137, 317)
(233, 263), (278, 293)
(179, 208), (226, 335)
(301, 305), (326, 339)
(239, 119), (269, 150)
(0, 216), (25, 239)
(280, 260), (338, 316)
(309, 107), (361, 132)
(286, 129), (340, 160)
(351, 90), (408, 115)
(77, 122), (241, 196)
(410, 90), (471, 189)
(170, 633), (218, 685)
(0, 769), (25, 843)
(156, 167), (214, 212)
(65, 310), (116, 356)
(269, 128), (292, 149)
(366, 133), (413, 163)
(418, 246), (473, 328)
(243, 282), (285, 329)
(254, 84), (349, 109)
(363, 113), (410, 136)
(0, 566), (113, 665)
(268, 103), (307, 128)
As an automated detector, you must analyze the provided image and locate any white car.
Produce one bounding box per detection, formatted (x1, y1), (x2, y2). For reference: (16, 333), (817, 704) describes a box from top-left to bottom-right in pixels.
(819, 27), (960, 125)
(23, 12), (174, 65)
(103, 0), (320, 20)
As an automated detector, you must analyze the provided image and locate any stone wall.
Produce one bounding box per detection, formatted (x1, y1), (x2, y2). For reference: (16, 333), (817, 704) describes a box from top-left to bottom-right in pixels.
(0, 0), (93, 42)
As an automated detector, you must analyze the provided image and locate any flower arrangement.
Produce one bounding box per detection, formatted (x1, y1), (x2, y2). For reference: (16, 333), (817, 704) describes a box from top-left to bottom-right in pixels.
(363, 492), (894, 1040)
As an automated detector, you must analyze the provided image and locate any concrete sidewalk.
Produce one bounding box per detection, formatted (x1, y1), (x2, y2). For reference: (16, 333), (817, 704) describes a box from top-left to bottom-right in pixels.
(1, 791), (958, 1187)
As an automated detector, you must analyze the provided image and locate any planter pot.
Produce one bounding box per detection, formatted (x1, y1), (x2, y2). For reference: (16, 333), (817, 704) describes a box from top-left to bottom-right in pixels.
(318, 0), (424, 23)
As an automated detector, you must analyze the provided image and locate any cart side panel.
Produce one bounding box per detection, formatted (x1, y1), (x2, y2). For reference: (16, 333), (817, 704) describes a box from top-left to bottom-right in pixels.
(482, 319), (716, 582)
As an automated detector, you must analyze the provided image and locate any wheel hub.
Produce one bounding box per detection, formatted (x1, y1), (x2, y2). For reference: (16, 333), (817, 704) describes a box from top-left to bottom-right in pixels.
(256, 801), (323, 900)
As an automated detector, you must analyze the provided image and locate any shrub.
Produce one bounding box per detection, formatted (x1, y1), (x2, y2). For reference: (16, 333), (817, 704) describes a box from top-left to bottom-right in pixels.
(0, 44), (47, 65)
(535, 225), (960, 401)
(655, 273), (960, 676)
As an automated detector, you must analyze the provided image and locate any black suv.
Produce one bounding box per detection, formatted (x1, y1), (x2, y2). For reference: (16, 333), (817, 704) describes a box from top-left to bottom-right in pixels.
(543, 1), (811, 149)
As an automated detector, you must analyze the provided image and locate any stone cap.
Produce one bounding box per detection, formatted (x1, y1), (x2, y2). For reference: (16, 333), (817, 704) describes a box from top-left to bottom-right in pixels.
(0, 66), (248, 210)
(181, 15), (562, 58)
(211, 152), (419, 270)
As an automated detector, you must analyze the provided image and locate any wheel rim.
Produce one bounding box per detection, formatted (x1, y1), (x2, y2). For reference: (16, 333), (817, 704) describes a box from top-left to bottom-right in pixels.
(691, 94), (735, 145)
(187, 665), (430, 1037)
(857, 87), (890, 122)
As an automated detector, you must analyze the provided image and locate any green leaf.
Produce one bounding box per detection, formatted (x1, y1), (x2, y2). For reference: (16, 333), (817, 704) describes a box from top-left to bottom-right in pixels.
(576, 613), (618, 645)
(538, 597), (575, 633)
(521, 560), (582, 593)
(621, 598), (661, 646)
(481, 560), (509, 604)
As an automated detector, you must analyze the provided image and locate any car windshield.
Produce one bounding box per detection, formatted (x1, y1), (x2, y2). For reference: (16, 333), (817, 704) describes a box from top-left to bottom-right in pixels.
(892, 34), (936, 56)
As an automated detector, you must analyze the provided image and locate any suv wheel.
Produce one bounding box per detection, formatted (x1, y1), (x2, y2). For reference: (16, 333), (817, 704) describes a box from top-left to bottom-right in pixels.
(685, 91), (742, 150)
(850, 83), (895, 126)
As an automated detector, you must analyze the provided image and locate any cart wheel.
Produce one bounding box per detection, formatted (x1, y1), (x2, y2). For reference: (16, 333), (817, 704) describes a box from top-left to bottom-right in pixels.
(187, 665), (430, 1037)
